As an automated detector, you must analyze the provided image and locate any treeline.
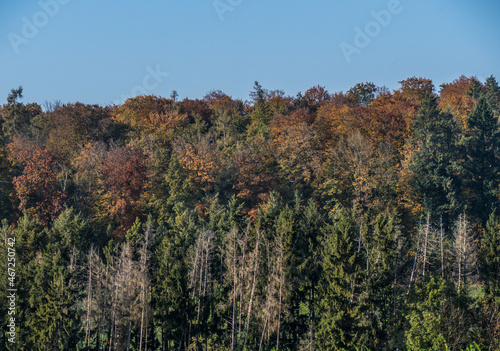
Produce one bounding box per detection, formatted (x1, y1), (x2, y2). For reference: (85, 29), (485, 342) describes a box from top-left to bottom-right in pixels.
(0, 76), (500, 350)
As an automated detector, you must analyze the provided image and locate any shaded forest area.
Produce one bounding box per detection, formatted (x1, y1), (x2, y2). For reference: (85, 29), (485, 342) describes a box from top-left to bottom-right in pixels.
(1, 76), (500, 350)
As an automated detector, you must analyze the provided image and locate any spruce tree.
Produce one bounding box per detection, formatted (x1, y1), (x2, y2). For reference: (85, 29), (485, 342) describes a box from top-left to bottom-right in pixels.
(466, 78), (483, 100)
(484, 75), (500, 116)
(247, 81), (271, 139)
(462, 97), (500, 223)
(483, 212), (500, 299)
(357, 212), (399, 349)
(25, 244), (79, 350)
(317, 207), (360, 350)
(410, 93), (461, 227)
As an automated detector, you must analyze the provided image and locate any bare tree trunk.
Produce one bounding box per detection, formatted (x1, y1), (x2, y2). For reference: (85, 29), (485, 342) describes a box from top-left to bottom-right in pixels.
(230, 229), (238, 351)
(109, 310), (115, 351)
(140, 220), (154, 351)
(85, 246), (95, 348)
(244, 230), (260, 347)
(422, 212), (430, 277)
(408, 226), (422, 294)
(140, 301), (145, 351)
(126, 321), (131, 351)
(238, 228), (249, 341)
(259, 315), (269, 351)
(276, 237), (284, 351)
(276, 273), (282, 351)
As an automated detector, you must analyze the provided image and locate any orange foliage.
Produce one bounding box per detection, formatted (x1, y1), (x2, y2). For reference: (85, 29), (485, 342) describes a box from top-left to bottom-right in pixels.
(173, 136), (222, 192)
(393, 77), (434, 103)
(46, 103), (111, 161)
(316, 104), (358, 146)
(439, 76), (479, 129)
(12, 142), (65, 225)
(233, 138), (276, 215)
(113, 95), (173, 129)
(102, 147), (148, 237)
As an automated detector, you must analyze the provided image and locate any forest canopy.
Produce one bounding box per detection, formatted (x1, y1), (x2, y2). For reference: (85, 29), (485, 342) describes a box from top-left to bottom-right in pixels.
(1, 76), (500, 350)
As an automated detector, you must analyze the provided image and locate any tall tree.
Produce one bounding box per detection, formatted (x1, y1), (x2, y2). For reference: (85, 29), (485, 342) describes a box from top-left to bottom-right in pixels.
(409, 93), (461, 226)
(357, 212), (399, 349)
(482, 212), (500, 299)
(484, 75), (500, 116)
(1, 87), (42, 140)
(246, 81), (271, 138)
(25, 244), (79, 350)
(452, 213), (478, 292)
(317, 207), (361, 350)
(348, 82), (378, 106)
(12, 143), (66, 225)
(462, 97), (500, 223)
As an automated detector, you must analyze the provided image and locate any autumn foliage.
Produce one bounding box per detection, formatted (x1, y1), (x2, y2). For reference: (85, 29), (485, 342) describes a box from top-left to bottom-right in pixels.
(1, 76), (500, 350)
(12, 141), (65, 225)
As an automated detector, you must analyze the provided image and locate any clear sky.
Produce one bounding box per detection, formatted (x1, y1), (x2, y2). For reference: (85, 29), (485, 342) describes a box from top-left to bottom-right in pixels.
(1, 0), (499, 106)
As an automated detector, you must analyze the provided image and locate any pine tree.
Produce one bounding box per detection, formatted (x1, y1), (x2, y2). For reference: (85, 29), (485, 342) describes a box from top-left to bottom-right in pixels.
(483, 212), (500, 299)
(151, 205), (197, 350)
(410, 93), (461, 227)
(405, 276), (454, 350)
(357, 212), (399, 349)
(466, 78), (483, 100)
(25, 244), (80, 350)
(462, 97), (500, 223)
(247, 81), (271, 139)
(484, 75), (500, 116)
(317, 207), (361, 350)
(1, 87), (30, 139)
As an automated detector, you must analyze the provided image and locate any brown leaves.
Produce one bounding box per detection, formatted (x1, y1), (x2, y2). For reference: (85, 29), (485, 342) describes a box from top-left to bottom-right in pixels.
(113, 95), (173, 130)
(102, 147), (148, 237)
(46, 103), (112, 162)
(439, 76), (480, 129)
(173, 135), (222, 193)
(12, 142), (65, 225)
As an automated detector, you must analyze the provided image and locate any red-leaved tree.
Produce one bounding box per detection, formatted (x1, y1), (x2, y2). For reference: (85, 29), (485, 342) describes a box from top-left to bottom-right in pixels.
(13, 144), (65, 225)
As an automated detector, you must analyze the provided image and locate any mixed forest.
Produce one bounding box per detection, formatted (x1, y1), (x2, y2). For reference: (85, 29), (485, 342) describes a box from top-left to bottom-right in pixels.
(1, 75), (500, 350)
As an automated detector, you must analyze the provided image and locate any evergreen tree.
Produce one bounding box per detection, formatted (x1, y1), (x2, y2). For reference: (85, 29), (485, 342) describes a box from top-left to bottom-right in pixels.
(295, 198), (323, 347)
(357, 212), (399, 349)
(466, 78), (483, 100)
(483, 212), (500, 299)
(247, 81), (271, 139)
(462, 97), (500, 223)
(405, 276), (454, 350)
(410, 93), (461, 226)
(316, 207), (361, 350)
(484, 75), (500, 116)
(0, 87), (42, 140)
(151, 204), (197, 350)
(24, 244), (80, 350)
(50, 207), (90, 254)
(0, 146), (12, 221)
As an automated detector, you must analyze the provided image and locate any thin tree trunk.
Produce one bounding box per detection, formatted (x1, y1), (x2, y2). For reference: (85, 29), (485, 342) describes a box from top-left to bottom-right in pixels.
(86, 248), (94, 348)
(231, 234), (237, 351)
(408, 226), (422, 294)
(140, 298), (145, 351)
(422, 212), (430, 277)
(108, 311), (115, 351)
(126, 321), (131, 351)
(259, 315), (269, 351)
(244, 231), (260, 347)
(276, 240), (284, 351)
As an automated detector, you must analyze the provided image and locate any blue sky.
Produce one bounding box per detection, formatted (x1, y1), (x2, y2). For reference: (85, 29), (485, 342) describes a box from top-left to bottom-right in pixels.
(0, 0), (499, 106)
